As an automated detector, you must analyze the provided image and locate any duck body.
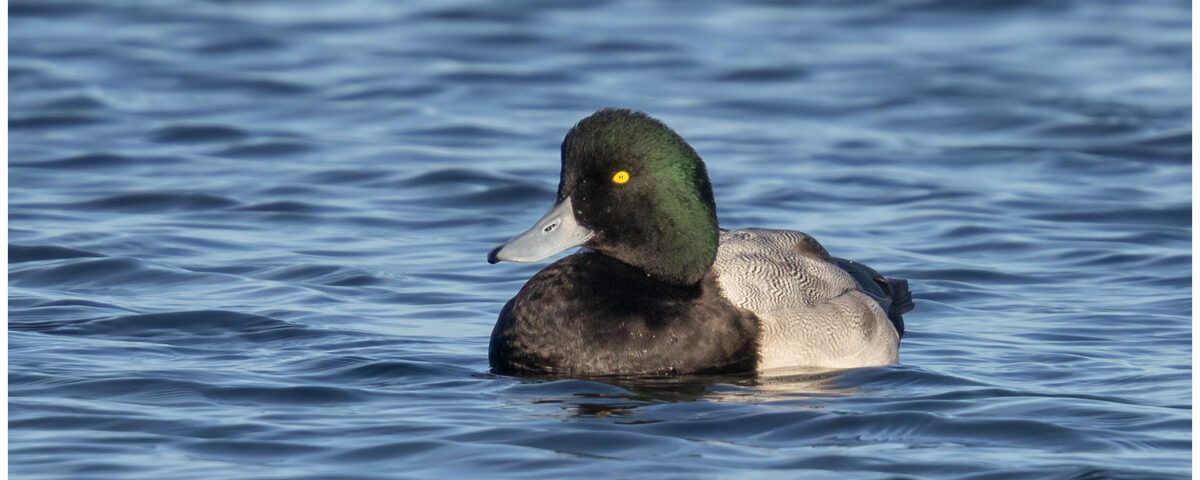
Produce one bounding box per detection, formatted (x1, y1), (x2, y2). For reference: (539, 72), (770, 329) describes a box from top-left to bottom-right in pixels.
(487, 108), (912, 377)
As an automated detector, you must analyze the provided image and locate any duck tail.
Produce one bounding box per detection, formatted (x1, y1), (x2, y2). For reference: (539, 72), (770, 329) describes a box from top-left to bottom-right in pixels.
(884, 277), (912, 338)
(887, 278), (914, 316)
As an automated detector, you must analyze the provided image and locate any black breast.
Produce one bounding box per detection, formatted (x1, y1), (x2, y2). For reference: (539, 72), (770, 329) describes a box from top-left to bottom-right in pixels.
(489, 252), (760, 376)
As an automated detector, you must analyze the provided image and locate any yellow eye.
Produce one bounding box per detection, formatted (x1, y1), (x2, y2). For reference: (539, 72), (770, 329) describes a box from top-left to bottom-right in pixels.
(612, 170), (630, 184)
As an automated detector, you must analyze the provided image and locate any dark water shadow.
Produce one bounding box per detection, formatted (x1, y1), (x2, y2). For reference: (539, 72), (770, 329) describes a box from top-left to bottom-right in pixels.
(492, 368), (862, 418)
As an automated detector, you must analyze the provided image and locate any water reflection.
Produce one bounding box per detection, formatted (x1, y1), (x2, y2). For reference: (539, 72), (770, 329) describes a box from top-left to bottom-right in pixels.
(503, 368), (867, 418)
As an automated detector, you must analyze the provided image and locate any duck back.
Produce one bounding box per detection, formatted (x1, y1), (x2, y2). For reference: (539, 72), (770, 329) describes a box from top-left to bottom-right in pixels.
(712, 229), (905, 371)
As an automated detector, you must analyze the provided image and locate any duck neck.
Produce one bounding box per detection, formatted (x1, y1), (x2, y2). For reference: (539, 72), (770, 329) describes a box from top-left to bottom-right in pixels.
(636, 221), (717, 286)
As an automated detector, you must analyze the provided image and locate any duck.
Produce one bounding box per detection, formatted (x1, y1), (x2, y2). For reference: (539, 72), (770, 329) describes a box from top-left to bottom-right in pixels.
(486, 108), (912, 376)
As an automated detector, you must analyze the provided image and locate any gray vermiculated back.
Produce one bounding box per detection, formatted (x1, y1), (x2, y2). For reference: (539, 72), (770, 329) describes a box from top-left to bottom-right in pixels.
(713, 229), (900, 370)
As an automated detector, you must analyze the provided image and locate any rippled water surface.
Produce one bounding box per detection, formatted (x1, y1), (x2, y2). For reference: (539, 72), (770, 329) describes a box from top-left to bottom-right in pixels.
(9, 1), (1191, 478)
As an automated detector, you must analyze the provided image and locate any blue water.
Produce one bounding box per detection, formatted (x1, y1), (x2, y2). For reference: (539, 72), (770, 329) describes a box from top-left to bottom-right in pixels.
(9, 1), (1191, 478)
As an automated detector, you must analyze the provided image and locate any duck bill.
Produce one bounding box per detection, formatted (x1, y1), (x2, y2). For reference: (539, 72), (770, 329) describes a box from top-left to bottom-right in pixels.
(488, 197), (594, 264)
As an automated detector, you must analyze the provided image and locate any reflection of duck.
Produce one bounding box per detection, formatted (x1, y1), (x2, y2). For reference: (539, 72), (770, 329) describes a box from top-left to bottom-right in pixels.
(488, 108), (913, 376)
(506, 370), (855, 420)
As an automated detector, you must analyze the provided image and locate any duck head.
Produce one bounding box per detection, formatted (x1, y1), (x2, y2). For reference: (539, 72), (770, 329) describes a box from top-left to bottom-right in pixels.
(488, 108), (719, 286)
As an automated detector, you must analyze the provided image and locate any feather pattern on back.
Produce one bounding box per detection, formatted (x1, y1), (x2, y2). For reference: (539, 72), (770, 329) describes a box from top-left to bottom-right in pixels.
(712, 228), (904, 371)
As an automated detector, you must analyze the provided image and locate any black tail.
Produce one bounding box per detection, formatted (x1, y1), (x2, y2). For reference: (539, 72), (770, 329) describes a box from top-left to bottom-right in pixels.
(830, 257), (914, 339)
(883, 277), (912, 338)
(887, 278), (914, 315)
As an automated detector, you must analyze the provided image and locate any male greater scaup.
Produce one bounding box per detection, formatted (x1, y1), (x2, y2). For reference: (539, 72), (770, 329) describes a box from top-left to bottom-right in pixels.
(487, 108), (912, 376)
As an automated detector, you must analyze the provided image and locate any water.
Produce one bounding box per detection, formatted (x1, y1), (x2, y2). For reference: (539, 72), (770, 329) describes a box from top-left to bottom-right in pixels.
(8, 0), (1190, 478)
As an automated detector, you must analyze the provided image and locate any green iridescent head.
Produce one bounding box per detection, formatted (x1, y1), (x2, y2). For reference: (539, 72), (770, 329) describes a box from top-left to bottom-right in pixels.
(557, 108), (719, 285)
(488, 108), (720, 285)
